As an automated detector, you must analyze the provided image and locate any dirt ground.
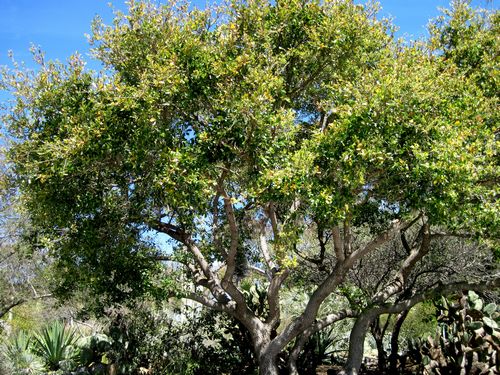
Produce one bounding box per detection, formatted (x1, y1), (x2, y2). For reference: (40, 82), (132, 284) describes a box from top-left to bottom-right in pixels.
(315, 364), (393, 374)
(316, 365), (338, 374)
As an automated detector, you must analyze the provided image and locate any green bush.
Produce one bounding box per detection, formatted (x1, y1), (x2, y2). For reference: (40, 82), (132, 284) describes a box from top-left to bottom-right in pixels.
(102, 299), (257, 375)
(0, 330), (46, 375)
(78, 333), (113, 369)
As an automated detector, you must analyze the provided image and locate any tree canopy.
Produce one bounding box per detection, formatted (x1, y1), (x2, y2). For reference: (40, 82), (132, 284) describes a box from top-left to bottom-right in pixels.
(1, 0), (498, 374)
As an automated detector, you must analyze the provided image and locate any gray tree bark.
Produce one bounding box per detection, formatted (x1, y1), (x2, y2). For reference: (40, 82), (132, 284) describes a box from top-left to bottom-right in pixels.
(340, 310), (377, 375)
(259, 354), (280, 375)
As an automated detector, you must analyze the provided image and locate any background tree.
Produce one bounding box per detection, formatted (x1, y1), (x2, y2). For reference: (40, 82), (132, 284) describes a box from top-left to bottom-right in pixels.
(0, 149), (51, 321)
(1, 1), (498, 374)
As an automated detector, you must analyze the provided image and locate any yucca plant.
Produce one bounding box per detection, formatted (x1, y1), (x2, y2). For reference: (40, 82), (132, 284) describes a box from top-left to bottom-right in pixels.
(0, 330), (46, 375)
(32, 320), (80, 371)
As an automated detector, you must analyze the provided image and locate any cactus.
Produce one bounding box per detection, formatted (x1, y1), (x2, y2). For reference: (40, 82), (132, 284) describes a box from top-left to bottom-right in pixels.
(417, 291), (500, 374)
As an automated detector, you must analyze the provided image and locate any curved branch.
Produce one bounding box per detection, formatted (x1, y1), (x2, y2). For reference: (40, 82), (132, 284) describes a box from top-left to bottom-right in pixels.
(217, 180), (240, 285)
(249, 265), (267, 277)
(150, 221), (229, 304)
(332, 225), (344, 262)
(346, 220), (401, 268)
(372, 222), (431, 303)
(186, 292), (235, 314)
(266, 269), (290, 327)
(0, 293), (52, 319)
(268, 221), (402, 359)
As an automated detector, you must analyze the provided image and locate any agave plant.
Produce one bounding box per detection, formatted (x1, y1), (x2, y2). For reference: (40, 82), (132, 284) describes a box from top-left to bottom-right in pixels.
(32, 320), (80, 371)
(0, 330), (46, 375)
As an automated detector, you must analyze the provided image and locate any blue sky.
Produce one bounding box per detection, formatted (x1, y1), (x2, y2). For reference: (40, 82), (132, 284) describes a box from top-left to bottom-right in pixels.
(0, 0), (496, 70)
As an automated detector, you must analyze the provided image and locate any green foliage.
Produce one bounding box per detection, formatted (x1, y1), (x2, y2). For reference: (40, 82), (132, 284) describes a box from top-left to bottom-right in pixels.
(0, 199), (52, 321)
(177, 307), (257, 375)
(104, 304), (169, 374)
(103, 301), (256, 375)
(6, 302), (46, 332)
(339, 283), (368, 310)
(415, 292), (500, 373)
(0, 330), (46, 375)
(0, 1), (498, 372)
(0, 322), (118, 375)
(32, 320), (80, 371)
(2, 0), (497, 307)
(400, 302), (438, 345)
(78, 333), (113, 369)
(429, 0), (499, 97)
(298, 325), (349, 374)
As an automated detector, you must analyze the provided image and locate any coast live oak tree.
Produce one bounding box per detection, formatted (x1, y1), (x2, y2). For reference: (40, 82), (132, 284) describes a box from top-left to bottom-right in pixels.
(1, 0), (498, 374)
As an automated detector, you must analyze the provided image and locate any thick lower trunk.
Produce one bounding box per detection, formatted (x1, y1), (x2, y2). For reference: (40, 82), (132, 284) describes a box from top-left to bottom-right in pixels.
(251, 326), (279, 375)
(289, 360), (299, 375)
(288, 333), (307, 375)
(288, 347), (300, 375)
(341, 311), (376, 375)
(259, 354), (279, 375)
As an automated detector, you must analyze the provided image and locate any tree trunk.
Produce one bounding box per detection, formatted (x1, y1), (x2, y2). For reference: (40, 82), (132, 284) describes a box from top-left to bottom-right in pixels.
(374, 333), (386, 372)
(389, 309), (409, 373)
(370, 317), (387, 372)
(342, 311), (376, 375)
(259, 354), (280, 375)
(288, 339), (303, 375)
(251, 326), (280, 375)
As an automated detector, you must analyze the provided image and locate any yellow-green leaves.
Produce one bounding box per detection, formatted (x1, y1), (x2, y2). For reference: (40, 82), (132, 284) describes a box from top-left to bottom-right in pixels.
(2, 0), (498, 304)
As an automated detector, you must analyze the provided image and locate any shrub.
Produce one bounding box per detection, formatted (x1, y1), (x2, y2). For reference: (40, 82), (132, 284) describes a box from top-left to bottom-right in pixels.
(0, 330), (46, 375)
(103, 301), (257, 375)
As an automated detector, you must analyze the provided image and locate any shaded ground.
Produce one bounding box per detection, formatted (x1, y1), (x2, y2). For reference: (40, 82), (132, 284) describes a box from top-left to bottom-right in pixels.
(316, 365), (379, 375)
(316, 364), (420, 374)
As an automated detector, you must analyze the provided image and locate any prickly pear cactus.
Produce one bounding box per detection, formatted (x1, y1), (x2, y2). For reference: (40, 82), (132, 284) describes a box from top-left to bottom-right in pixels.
(420, 291), (500, 374)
